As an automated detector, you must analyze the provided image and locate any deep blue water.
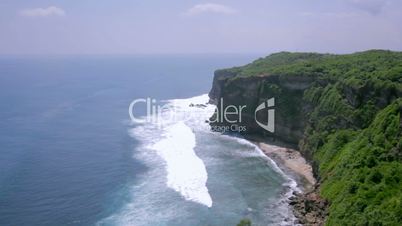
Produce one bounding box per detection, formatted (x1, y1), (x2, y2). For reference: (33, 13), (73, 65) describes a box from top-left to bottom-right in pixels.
(0, 55), (296, 226)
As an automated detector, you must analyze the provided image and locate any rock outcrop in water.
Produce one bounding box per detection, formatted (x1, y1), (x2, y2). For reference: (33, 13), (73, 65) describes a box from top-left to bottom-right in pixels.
(209, 50), (402, 225)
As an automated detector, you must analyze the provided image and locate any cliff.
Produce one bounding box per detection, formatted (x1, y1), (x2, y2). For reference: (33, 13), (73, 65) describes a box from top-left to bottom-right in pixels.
(209, 69), (313, 146)
(209, 50), (402, 225)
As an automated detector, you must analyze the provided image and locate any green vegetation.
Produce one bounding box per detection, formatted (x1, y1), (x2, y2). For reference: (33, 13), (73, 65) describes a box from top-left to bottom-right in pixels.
(222, 50), (402, 225)
(237, 218), (252, 226)
(315, 100), (402, 225)
(228, 50), (402, 83)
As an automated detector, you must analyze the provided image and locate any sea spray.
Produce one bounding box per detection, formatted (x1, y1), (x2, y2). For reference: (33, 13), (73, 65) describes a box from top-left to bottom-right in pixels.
(151, 121), (212, 207)
(100, 94), (299, 225)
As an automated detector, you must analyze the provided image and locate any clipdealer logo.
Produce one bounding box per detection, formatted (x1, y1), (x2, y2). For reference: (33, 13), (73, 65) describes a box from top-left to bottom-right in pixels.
(208, 97), (275, 133)
(255, 98), (275, 133)
(128, 97), (275, 133)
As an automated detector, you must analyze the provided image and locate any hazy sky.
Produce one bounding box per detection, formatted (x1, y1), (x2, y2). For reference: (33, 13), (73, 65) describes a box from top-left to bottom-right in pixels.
(0, 0), (401, 54)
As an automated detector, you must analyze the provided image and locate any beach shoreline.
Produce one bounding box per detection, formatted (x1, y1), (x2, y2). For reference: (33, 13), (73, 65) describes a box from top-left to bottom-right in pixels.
(245, 136), (328, 225)
(257, 142), (316, 192)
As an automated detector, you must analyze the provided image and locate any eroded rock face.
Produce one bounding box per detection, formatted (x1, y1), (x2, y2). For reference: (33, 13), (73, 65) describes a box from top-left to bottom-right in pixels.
(208, 71), (314, 146)
(208, 68), (401, 151)
(208, 69), (238, 105)
(340, 81), (401, 109)
(208, 51), (402, 226)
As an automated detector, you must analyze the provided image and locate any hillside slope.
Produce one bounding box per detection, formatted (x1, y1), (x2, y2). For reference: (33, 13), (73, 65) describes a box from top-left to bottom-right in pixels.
(209, 50), (402, 225)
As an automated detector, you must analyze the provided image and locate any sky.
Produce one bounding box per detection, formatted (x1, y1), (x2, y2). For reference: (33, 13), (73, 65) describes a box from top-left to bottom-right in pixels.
(0, 0), (401, 55)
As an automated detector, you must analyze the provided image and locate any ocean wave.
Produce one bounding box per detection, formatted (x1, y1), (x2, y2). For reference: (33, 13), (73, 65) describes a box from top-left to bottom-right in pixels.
(219, 134), (301, 225)
(100, 93), (300, 225)
(151, 121), (212, 207)
(128, 94), (214, 207)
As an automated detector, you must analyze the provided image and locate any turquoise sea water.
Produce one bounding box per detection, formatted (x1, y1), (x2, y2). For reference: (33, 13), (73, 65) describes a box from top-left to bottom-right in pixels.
(0, 55), (297, 226)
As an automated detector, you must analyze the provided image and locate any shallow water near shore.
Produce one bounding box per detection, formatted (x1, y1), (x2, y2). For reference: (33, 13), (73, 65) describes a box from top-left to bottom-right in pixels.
(100, 94), (298, 226)
(0, 55), (298, 226)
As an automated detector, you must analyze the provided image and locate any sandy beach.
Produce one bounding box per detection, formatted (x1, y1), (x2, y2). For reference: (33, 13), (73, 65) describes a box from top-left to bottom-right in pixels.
(258, 143), (328, 225)
(258, 142), (316, 191)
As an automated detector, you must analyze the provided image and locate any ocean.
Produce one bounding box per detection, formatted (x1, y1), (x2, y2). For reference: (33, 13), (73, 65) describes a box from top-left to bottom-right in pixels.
(0, 55), (298, 226)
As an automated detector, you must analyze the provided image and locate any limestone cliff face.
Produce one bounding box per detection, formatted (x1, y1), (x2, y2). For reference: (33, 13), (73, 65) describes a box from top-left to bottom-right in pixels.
(208, 70), (315, 146)
(208, 53), (401, 161)
(208, 51), (402, 226)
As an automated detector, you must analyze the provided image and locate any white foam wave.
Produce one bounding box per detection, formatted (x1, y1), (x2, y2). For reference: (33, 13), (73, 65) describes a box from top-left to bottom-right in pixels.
(101, 93), (300, 225)
(127, 94), (214, 207)
(221, 134), (301, 194)
(151, 121), (212, 207)
(163, 94), (300, 199)
(220, 135), (300, 225)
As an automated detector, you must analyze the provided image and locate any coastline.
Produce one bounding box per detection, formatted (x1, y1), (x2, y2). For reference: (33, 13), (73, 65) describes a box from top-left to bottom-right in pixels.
(257, 142), (316, 191)
(207, 50), (402, 225)
(247, 138), (328, 225)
